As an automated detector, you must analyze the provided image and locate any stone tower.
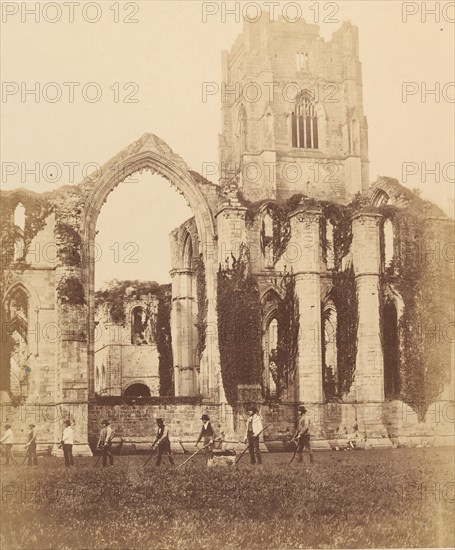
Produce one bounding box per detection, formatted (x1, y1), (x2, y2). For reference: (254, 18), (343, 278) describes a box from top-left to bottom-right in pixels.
(219, 17), (369, 202)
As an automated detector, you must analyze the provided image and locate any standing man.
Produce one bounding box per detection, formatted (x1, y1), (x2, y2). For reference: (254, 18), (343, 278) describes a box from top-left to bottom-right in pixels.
(61, 419), (74, 467)
(97, 420), (114, 467)
(25, 423), (38, 466)
(152, 418), (174, 466)
(294, 405), (314, 464)
(0, 424), (17, 466)
(244, 406), (263, 466)
(195, 414), (215, 465)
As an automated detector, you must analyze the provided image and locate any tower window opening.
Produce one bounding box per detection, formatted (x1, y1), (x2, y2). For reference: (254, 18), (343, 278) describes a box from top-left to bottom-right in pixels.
(291, 92), (319, 149)
(296, 51), (309, 72)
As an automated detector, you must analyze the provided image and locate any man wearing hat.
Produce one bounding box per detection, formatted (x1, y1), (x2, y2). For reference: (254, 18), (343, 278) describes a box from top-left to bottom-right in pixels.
(97, 420), (114, 467)
(244, 406), (263, 465)
(152, 418), (174, 466)
(61, 419), (75, 467)
(25, 423), (38, 466)
(0, 424), (17, 466)
(195, 414), (215, 465)
(294, 405), (314, 464)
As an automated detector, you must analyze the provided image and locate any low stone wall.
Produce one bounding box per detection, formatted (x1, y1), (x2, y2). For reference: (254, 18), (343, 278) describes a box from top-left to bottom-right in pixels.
(87, 397), (224, 449)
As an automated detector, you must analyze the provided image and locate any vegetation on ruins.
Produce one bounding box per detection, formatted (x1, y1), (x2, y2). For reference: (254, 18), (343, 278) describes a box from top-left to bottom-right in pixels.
(195, 253), (208, 364)
(55, 222), (82, 267)
(378, 203), (454, 419)
(94, 280), (174, 396)
(217, 245), (262, 405)
(0, 191), (52, 265)
(275, 271), (299, 397)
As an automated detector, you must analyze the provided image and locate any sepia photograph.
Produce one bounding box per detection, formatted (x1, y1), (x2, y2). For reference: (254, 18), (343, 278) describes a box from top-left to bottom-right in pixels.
(0, 1), (454, 548)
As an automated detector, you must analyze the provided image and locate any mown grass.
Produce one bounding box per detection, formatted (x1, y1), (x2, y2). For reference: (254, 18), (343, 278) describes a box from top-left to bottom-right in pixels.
(0, 447), (453, 549)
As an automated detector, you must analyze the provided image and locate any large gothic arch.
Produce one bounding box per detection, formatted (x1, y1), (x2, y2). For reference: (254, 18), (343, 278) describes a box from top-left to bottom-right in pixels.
(78, 134), (220, 399)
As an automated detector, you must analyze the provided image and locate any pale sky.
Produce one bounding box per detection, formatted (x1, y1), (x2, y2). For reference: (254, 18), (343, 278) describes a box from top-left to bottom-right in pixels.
(1, 1), (454, 286)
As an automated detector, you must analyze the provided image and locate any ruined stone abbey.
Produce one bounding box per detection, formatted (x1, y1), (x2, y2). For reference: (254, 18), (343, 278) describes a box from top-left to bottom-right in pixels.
(1, 18), (454, 453)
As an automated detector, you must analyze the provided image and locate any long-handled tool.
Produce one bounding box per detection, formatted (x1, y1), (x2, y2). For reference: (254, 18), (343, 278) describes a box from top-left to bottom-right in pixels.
(178, 439), (188, 454)
(93, 449), (103, 467)
(176, 441), (212, 469)
(21, 447), (29, 466)
(288, 438), (299, 465)
(142, 445), (158, 467)
(235, 425), (269, 465)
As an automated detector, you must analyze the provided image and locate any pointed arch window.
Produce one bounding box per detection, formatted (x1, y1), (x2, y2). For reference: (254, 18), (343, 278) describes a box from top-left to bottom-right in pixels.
(291, 92), (318, 149)
(383, 301), (400, 398)
(322, 302), (338, 401)
(238, 105), (247, 153)
(296, 51), (309, 72)
(13, 204), (26, 261)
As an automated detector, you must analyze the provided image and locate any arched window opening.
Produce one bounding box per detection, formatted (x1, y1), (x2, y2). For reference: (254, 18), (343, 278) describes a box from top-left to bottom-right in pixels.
(263, 110), (274, 149)
(238, 105), (247, 153)
(95, 367), (100, 392)
(266, 318), (278, 398)
(383, 219), (394, 270)
(1, 286), (30, 398)
(322, 304), (338, 401)
(371, 189), (389, 207)
(131, 306), (150, 344)
(101, 365), (106, 393)
(13, 204), (26, 231)
(183, 234), (194, 270)
(291, 92), (318, 149)
(13, 204), (26, 262)
(296, 51), (309, 72)
(123, 383), (151, 398)
(326, 221), (335, 270)
(261, 212), (274, 267)
(383, 301), (400, 398)
(350, 119), (359, 155)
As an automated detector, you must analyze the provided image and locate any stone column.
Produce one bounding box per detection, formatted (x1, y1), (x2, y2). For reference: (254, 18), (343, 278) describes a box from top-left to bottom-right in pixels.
(351, 213), (384, 403)
(170, 268), (197, 396)
(215, 196), (247, 404)
(290, 209), (323, 404)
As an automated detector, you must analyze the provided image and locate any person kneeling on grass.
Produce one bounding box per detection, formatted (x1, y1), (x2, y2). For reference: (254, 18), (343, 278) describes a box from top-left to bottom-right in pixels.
(152, 418), (174, 466)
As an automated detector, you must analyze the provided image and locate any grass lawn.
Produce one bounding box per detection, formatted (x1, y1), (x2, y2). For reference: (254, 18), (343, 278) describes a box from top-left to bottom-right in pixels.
(0, 447), (453, 549)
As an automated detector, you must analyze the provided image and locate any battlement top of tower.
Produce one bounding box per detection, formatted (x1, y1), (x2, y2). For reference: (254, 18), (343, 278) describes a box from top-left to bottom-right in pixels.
(226, 16), (359, 57)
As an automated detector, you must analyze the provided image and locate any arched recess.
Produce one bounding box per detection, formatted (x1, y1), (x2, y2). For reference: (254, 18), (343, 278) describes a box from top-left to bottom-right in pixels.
(123, 381), (151, 398)
(170, 230), (200, 396)
(382, 285), (403, 399)
(322, 298), (338, 401)
(371, 188), (390, 207)
(261, 288), (282, 398)
(80, 134), (218, 399)
(383, 301), (400, 398)
(0, 281), (40, 401)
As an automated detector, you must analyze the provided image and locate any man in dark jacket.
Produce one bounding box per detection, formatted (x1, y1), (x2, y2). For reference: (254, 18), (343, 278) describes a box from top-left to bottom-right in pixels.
(294, 405), (314, 464)
(25, 424), (38, 466)
(97, 420), (114, 467)
(152, 418), (174, 466)
(195, 414), (215, 465)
